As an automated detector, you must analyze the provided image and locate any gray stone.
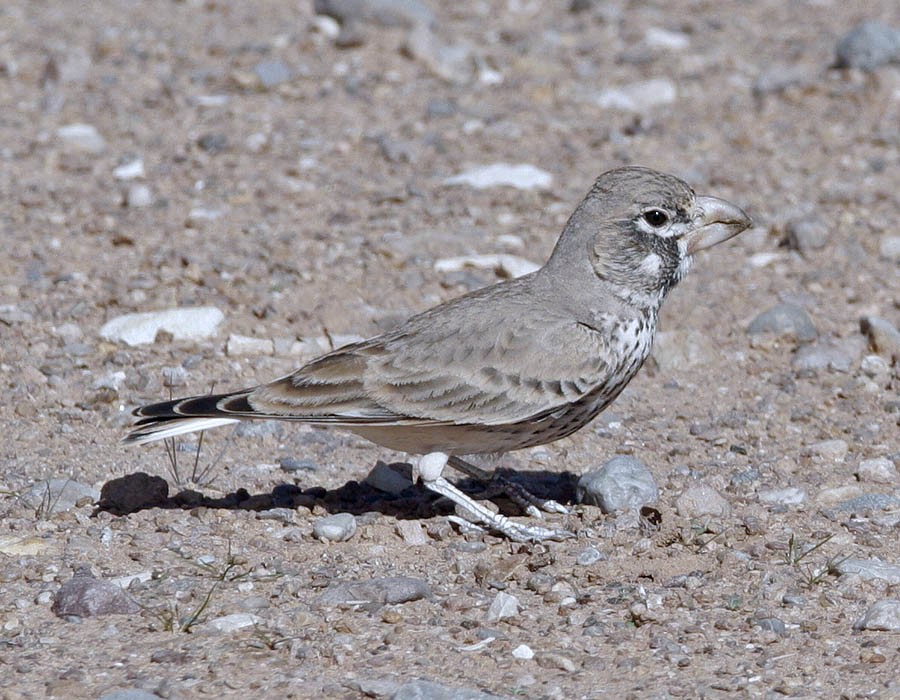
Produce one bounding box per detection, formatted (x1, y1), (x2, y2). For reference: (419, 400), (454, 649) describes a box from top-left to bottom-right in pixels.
(804, 439), (849, 461)
(758, 487), (807, 506)
(366, 461), (413, 495)
(857, 457), (898, 484)
(836, 558), (900, 585)
(591, 78), (677, 113)
(834, 22), (900, 70)
(485, 591), (519, 622)
(314, 0), (435, 30)
(25, 479), (99, 514)
(792, 337), (863, 372)
(879, 235), (900, 262)
(226, 334), (274, 356)
(834, 494), (900, 513)
(444, 163), (552, 191)
(254, 60), (292, 88)
(576, 455), (658, 513)
(125, 184), (153, 208)
(676, 484), (731, 518)
(52, 573), (140, 618)
(204, 613), (261, 632)
(747, 303), (817, 342)
(853, 599), (900, 631)
(391, 680), (506, 700)
(395, 520), (428, 545)
(651, 329), (716, 371)
(279, 457), (318, 473)
(783, 217), (830, 252)
(99, 307), (224, 346)
(99, 691), (160, 700)
(575, 546), (603, 566)
(315, 576), (430, 607)
(313, 512), (357, 542)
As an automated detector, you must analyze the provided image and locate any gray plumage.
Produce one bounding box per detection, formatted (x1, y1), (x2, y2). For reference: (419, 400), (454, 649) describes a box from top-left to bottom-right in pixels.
(126, 166), (751, 541)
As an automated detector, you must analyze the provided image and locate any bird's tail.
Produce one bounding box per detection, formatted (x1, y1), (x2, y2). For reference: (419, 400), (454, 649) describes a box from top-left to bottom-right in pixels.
(124, 391), (257, 445)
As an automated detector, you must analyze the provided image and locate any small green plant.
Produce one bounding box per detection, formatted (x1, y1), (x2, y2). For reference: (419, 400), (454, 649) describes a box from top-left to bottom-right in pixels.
(781, 533), (847, 588)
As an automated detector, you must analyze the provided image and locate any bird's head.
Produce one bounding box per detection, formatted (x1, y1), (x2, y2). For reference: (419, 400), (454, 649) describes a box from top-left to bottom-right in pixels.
(545, 166), (752, 309)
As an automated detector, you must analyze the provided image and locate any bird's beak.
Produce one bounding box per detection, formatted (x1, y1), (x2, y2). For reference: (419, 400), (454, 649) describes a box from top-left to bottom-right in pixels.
(686, 195), (752, 255)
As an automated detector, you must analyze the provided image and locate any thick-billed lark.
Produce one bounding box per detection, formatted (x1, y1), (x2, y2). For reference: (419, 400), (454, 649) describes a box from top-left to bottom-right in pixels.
(126, 167), (751, 542)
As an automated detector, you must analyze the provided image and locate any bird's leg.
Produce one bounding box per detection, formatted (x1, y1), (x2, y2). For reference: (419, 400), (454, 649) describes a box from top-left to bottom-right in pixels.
(414, 452), (572, 542)
(447, 456), (570, 517)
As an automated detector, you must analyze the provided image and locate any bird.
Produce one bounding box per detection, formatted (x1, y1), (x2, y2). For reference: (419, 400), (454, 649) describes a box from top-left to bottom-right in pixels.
(126, 166), (751, 542)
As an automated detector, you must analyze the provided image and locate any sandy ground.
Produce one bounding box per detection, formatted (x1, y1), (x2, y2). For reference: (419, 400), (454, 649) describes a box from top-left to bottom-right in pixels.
(1, 1), (899, 698)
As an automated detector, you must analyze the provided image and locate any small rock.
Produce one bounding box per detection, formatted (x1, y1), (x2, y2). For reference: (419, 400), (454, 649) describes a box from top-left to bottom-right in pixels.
(834, 21), (900, 71)
(485, 591), (519, 622)
(444, 163), (553, 191)
(197, 132), (228, 153)
(782, 217), (830, 252)
(758, 487), (807, 506)
(395, 520), (428, 545)
(25, 479), (99, 514)
(98, 472), (169, 514)
(434, 253), (540, 279)
(52, 573), (140, 618)
(792, 337), (863, 373)
(853, 600), (900, 631)
(747, 303), (817, 343)
(314, 0), (434, 31)
(591, 78), (677, 113)
(403, 25), (474, 84)
(753, 616), (787, 637)
(676, 484), (731, 519)
(837, 559), (900, 585)
(161, 365), (190, 387)
(279, 457), (318, 473)
(99, 307), (224, 346)
(125, 184), (153, 208)
(576, 455), (659, 513)
(226, 334), (275, 357)
(99, 690), (160, 700)
(535, 651), (579, 673)
(878, 234), (900, 261)
(365, 461), (412, 495)
(391, 680), (505, 700)
(804, 439), (849, 462)
(512, 643), (534, 660)
(204, 613), (261, 633)
(857, 457), (898, 484)
(113, 158), (145, 180)
(313, 512), (357, 542)
(644, 27), (689, 51)
(753, 64), (816, 96)
(0, 535), (51, 556)
(651, 329), (716, 370)
(315, 576), (430, 607)
(186, 207), (224, 227)
(254, 60), (292, 88)
(575, 546), (603, 566)
(860, 316), (900, 361)
(56, 123), (106, 154)
(860, 354), (890, 380)
(834, 493), (900, 513)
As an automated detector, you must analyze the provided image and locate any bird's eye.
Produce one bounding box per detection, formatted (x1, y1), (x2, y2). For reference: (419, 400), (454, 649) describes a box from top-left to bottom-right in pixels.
(642, 209), (669, 228)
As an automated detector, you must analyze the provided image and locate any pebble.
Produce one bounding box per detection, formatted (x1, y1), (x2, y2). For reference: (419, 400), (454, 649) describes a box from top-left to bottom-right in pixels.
(125, 184), (153, 208)
(391, 680), (506, 700)
(834, 21), (900, 70)
(403, 26), (474, 85)
(791, 337), (862, 373)
(254, 60), (292, 88)
(314, 0), (434, 31)
(758, 487), (807, 506)
(52, 573), (140, 618)
(99, 690), (160, 700)
(99, 306), (224, 346)
(834, 493), (900, 513)
(804, 439), (849, 462)
(279, 457), (318, 473)
(186, 206), (224, 227)
(314, 576), (430, 607)
(651, 329), (716, 371)
(113, 158), (145, 180)
(25, 479), (99, 514)
(853, 600), (900, 632)
(591, 78), (677, 113)
(878, 235), (900, 262)
(0, 536), (51, 556)
(782, 217), (830, 252)
(644, 27), (690, 51)
(836, 558), (900, 584)
(535, 651), (579, 673)
(56, 123), (106, 154)
(226, 334), (275, 356)
(746, 303), (817, 342)
(395, 520), (428, 545)
(444, 163), (553, 191)
(857, 457), (898, 484)
(434, 253), (541, 279)
(575, 546), (604, 566)
(512, 643), (535, 660)
(860, 316), (900, 361)
(675, 484), (731, 519)
(365, 461), (412, 495)
(313, 512), (357, 542)
(485, 591), (519, 622)
(98, 472), (169, 514)
(203, 613), (261, 633)
(860, 354), (890, 380)
(576, 455), (659, 513)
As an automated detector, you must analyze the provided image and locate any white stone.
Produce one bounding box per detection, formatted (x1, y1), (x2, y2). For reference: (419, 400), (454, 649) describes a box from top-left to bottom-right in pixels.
(804, 439), (849, 462)
(126, 184), (153, 208)
(99, 307), (224, 346)
(226, 334), (274, 356)
(857, 457), (898, 484)
(204, 613), (261, 633)
(512, 643), (535, 660)
(113, 158), (145, 180)
(444, 163), (553, 191)
(879, 235), (900, 262)
(434, 253), (540, 279)
(644, 27), (690, 50)
(485, 591), (519, 622)
(56, 123), (106, 154)
(592, 78), (677, 113)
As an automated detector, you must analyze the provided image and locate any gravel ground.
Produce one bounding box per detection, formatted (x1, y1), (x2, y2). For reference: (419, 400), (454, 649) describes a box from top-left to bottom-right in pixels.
(1, 1), (899, 698)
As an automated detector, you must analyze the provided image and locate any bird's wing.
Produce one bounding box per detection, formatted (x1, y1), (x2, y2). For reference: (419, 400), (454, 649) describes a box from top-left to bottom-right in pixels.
(250, 286), (615, 426)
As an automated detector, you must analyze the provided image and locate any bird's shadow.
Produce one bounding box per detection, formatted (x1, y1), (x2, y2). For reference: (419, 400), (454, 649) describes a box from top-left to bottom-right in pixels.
(94, 463), (580, 521)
